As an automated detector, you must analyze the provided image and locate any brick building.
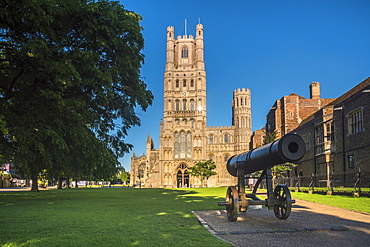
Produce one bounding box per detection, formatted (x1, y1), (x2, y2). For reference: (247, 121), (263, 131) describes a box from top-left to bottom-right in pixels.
(250, 127), (265, 149)
(265, 81), (336, 138)
(293, 77), (370, 187)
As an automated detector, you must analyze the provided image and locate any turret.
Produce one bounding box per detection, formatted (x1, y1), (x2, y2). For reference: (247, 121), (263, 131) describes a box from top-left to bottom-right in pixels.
(166, 26), (175, 71)
(146, 134), (154, 153)
(195, 24), (204, 70)
(232, 88), (252, 151)
(232, 88), (251, 129)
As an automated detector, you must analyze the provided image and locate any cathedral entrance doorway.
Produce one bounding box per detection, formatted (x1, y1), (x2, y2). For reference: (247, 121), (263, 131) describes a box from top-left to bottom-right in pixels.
(176, 164), (189, 188)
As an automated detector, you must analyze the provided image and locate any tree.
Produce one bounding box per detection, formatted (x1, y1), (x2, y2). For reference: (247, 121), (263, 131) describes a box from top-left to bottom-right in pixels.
(0, 115), (7, 136)
(0, 115), (8, 163)
(0, 0), (153, 191)
(263, 130), (279, 145)
(118, 168), (130, 185)
(187, 160), (217, 188)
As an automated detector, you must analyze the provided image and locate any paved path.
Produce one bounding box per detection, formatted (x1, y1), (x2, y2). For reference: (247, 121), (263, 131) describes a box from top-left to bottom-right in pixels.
(194, 199), (370, 247)
(0, 186), (56, 192)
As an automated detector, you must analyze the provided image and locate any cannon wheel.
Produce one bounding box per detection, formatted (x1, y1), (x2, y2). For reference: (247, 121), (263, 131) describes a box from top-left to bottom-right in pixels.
(273, 184), (292, 219)
(226, 186), (239, 221)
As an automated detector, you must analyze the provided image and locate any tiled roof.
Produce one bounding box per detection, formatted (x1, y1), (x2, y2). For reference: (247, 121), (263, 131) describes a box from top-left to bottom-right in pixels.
(298, 77), (370, 127)
(327, 77), (370, 107)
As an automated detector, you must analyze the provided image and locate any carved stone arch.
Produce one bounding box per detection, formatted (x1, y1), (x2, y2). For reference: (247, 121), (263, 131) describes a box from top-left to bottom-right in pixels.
(176, 163), (189, 188)
(209, 134), (214, 144)
(208, 153), (214, 161)
(190, 99), (195, 110)
(177, 164), (187, 170)
(182, 99), (187, 110)
(224, 133), (229, 143)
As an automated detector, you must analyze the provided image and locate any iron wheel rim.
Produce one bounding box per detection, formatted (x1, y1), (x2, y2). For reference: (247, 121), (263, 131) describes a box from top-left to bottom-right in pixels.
(273, 184), (292, 219)
(226, 186), (239, 221)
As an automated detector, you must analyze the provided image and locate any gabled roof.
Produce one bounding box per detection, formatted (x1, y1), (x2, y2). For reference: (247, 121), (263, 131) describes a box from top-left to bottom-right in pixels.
(298, 77), (370, 127)
(327, 77), (370, 107)
(288, 92), (306, 99)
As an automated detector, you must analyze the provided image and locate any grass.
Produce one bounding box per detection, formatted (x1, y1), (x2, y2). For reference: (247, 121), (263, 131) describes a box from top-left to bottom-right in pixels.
(290, 191), (370, 214)
(0, 187), (232, 247)
(1, 187), (369, 246)
(256, 188), (370, 214)
(291, 186), (370, 193)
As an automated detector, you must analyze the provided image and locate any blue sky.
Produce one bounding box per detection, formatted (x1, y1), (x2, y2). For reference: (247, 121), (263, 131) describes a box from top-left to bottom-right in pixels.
(118, 0), (370, 171)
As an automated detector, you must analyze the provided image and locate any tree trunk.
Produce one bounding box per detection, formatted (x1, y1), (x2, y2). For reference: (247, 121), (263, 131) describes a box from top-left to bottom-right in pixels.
(30, 170), (39, 192)
(75, 181), (78, 188)
(66, 176), (70, 188)
(57, 176), (63, 189)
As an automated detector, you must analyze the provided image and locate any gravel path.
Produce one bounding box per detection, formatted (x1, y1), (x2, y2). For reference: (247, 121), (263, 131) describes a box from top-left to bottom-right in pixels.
(194, 199), (370, 247)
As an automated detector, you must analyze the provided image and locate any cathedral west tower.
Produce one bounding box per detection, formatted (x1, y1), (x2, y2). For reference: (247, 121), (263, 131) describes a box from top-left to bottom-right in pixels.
(130, 23), (252, 188)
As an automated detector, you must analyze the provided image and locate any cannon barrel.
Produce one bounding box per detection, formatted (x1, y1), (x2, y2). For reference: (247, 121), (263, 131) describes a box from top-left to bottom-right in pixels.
(227, 134), (305, 177)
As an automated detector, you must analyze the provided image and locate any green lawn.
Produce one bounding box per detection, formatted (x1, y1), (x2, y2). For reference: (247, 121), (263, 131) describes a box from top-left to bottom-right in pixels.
(291, 191), (370, 214)
(0, 188), (232, 247)
(1, 187), (369, 247)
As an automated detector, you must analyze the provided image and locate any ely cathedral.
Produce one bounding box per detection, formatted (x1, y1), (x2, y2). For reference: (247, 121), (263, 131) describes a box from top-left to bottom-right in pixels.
(130, 23), (252, 187)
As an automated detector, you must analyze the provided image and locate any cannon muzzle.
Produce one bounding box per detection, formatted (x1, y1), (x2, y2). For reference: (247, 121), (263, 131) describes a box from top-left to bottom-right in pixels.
(227, 133), (305, 177)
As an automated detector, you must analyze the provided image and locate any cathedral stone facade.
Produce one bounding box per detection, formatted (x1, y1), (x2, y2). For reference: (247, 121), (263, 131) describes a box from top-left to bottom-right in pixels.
(130, 23), (252, 188)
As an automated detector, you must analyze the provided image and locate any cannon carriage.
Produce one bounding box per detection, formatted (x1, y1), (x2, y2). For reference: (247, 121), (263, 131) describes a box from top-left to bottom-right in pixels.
(218, 134), (306, 221)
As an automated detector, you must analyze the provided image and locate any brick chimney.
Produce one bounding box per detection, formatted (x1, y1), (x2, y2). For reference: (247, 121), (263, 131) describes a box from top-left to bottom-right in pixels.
(310, 81), (320, 99)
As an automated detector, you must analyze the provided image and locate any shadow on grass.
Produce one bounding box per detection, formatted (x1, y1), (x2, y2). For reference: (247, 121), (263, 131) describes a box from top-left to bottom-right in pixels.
(0, 187), (231, 247)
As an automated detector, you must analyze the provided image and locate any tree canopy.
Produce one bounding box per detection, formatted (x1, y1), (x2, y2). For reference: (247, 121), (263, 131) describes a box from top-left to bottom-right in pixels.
(263, 130), (279, 145)
(0, 0), (153, 191)
(187, 160), (217, 187)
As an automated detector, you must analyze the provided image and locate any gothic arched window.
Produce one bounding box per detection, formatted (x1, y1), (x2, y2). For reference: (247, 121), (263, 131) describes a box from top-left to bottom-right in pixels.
(187, 132), (191, 157)
(175, 100), (180, 111)
(180, 131), (186, 158)
(174, 132), (179, 158)
(175, 131), (191, 159)
(176, 164), (189, 188)
(224, 134), (229, 143)
(181, 46), (188, 58)
(190, 99), (195, 111)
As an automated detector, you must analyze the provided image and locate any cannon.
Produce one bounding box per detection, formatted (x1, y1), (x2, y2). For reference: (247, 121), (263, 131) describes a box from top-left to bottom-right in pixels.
(218, 133), (305, 221)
